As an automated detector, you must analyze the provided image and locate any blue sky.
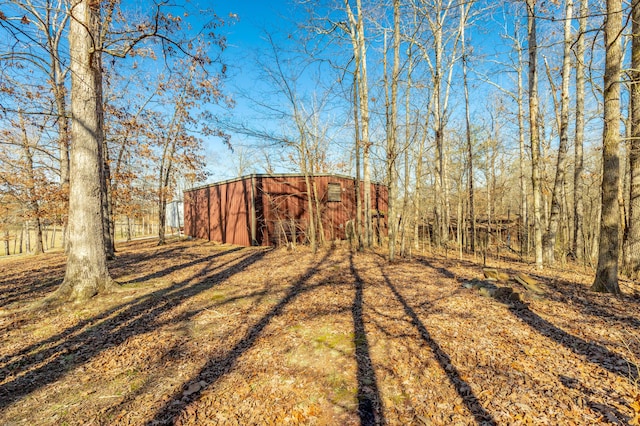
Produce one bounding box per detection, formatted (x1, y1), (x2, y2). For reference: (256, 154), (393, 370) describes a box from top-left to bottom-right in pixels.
(199, 0), (605, 183)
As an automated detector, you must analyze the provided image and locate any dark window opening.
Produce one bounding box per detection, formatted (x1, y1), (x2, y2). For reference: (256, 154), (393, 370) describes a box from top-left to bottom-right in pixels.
(328, 183), (341, 202)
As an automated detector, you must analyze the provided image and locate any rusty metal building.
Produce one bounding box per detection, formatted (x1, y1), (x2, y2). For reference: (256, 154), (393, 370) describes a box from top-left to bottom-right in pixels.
(183, 174), (388, 246)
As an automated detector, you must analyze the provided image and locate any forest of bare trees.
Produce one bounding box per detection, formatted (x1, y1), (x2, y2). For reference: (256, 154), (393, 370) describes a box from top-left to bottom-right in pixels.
(1, 0), (639, 298)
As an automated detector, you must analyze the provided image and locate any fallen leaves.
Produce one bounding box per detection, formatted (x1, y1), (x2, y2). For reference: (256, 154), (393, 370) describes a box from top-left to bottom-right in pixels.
(0, 239), (639, 425)
(630, 394), (640, 425)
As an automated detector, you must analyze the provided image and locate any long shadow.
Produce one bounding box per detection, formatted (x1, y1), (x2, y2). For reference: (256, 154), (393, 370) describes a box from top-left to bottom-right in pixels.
(147, 247), (336, 425)
(0, 247), (269, 410)
(123, 246), (244, 284)
(503, 299), (639, 383)
(415, 258), (456, 279)
(0, 277), (63, 308)
(109, 244), (190, 271)
(0, 241), (213, 309)
(349, 253), (385, 425)
(0, 246), (245, 367)
(380, 267), (497, 425)
(544, 278), (640, 331)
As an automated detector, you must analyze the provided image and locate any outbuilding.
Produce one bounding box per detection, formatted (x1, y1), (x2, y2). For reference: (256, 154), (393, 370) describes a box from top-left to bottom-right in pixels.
(183, 173), (388, 246)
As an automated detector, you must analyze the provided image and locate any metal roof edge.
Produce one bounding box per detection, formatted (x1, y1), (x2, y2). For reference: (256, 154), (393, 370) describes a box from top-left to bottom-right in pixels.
(184, 173), (387, 193)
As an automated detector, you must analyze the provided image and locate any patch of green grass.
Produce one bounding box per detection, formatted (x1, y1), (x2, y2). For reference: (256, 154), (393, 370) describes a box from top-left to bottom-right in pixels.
(210, 292), (226, 302)
(388, 391), (409, 405)
(314, 329), (354, 353)
(327, 371), (356, 404)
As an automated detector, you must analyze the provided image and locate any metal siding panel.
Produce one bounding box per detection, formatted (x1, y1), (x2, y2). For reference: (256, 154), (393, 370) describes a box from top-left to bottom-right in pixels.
(188, 174), (387, 246)
(184, 192), (194, 237)
(194, 188), (210, 240)
(208, 185), (220, 242)
(262, 176), (308, 245)
(227, 179), (251, 246)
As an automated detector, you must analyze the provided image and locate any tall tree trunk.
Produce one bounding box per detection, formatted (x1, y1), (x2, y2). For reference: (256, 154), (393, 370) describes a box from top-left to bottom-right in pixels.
(357, 1), (373, 248)
(462, 3), (475, 254)
(527, 0), (544, 270)
(18, 111), (44, 255)
(573, 0), (587, 261)
(623, 0), (640, 279)
(312, 179), (325, 245)
(101, 121), (115, 258)
(433, 13), (446, 248)
(353, 76), (363, 250)
(386, 0), (400, 261)
(401, 45), (414, 258)
(544, 0), (573, 265)
(517, 38), (529, 258)
(592, 0), (622, 294)
(345, 0), (372, 248)
(304, 171), (317, 252)
(53, 60), (70, 251)
(55, 0), (115, 301)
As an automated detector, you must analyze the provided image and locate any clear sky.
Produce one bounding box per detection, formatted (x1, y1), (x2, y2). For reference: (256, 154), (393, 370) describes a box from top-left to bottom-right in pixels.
(200, 0), (605, 183)
(205, 0), (295, 181)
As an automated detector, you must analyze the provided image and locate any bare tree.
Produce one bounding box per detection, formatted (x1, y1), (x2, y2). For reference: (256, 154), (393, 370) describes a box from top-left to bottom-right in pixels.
(526, 0), (544, 270)
(53, 0), (115, 301)
(573, 0), (588, 261)
(623, 0), (640, 279)
(592, 0), (622, 294)
(460, 0), (475, 254)
(384, 0), (401, 260)
(344, 0), (374, 248)
(543, 0), (573, 264)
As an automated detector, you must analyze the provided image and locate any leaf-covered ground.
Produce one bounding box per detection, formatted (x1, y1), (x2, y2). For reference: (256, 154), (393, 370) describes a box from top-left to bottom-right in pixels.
(0, 239), (639, 425)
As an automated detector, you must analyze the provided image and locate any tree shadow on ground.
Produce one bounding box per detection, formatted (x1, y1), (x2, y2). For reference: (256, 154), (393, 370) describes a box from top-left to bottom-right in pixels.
(146, 248), (338, 424)
(379, 265), (497, 426)
(543, 278), (640, 332)
(0, 245), (244, 365)
(349, 252), (385, 425)
(503, 299), (639, 383)
(0, 246), (268, 410)
(0, 262), (66, 308)
(0, 240), (208, 309)
(415, 258), (456, 279)
(558, 374), (631, 423)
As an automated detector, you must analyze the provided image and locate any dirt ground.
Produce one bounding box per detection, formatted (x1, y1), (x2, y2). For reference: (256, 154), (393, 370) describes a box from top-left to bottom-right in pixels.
(0, 238), (639, 425)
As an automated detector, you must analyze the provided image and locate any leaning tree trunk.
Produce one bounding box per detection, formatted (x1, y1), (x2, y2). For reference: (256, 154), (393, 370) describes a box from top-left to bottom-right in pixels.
(54, 0), (115, 301)
(592, 0), (622, 294)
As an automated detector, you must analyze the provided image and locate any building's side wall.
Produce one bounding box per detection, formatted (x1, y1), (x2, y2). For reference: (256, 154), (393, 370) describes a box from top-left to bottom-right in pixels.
(207, 179), (252, 246)
(259, 175), (388, 245)
(259, 176), (308, 245)
(184, 191), (195, 238)
(185, 174), (388, 247)
(184, 179), (251, 245)
(184, 188), (210, 240)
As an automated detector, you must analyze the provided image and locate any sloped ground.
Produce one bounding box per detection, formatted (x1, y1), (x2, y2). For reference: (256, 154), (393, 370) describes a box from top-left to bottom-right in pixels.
(0, 239), (639, 425)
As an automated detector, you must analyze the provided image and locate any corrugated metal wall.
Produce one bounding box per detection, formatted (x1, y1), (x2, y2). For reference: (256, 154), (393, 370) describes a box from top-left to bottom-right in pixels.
(184, 174), (388, 247)
(205, 179), (252, 246)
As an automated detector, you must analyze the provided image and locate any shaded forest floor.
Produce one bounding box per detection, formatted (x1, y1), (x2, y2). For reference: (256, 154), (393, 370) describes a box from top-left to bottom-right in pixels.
(1, 239), (639, 425)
